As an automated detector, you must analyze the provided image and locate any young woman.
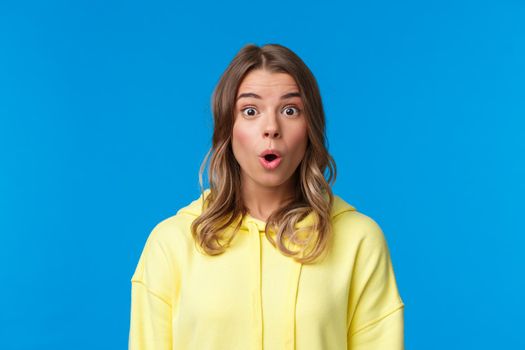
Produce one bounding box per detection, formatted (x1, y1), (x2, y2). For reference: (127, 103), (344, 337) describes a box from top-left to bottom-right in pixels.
(129, 43), (405, 350)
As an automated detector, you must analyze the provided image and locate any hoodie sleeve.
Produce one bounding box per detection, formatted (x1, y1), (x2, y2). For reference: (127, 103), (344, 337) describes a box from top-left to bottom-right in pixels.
(129, 221), (181, 350)
(346, 214), (405, 350)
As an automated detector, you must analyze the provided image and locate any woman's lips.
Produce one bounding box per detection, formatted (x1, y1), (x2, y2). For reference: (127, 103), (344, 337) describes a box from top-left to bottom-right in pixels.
(259, 155), (282, 170)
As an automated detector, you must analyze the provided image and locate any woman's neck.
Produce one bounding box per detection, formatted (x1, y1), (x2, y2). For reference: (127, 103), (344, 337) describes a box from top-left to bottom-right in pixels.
(240, 179), (296, 222)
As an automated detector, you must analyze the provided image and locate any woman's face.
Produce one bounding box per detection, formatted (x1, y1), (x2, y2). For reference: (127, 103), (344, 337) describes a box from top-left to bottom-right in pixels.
(232, 69), (308, 192)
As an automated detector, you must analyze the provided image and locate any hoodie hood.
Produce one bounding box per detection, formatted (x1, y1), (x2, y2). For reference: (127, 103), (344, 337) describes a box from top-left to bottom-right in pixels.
(177, 188), (357, 233)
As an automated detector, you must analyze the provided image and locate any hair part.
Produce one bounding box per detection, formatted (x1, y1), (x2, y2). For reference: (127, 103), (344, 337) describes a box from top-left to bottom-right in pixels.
(191, 43), (337, 264)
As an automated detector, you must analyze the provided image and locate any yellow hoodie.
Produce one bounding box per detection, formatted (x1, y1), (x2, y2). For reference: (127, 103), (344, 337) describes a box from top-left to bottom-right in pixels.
(129, 189), (404, 349)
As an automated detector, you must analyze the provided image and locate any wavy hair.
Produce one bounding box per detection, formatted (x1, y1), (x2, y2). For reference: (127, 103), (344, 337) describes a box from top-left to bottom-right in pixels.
(191, 43), (336, 264)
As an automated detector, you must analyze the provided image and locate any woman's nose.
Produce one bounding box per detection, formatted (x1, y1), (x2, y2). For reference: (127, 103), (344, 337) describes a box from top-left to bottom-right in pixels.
(264, 129), (280, 138)
(263, 113), (281, 139)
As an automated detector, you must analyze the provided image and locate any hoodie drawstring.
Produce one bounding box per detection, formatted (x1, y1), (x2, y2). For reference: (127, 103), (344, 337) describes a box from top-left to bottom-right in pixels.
(247, 221), (264, 349)
(246, 219), (303, 350)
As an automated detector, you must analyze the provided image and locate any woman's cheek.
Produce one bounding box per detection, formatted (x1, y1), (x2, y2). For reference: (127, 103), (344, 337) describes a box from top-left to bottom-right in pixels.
(233, 125), (250, 150)
(232, 121), (255, 165)
(289, 125), (308, 153)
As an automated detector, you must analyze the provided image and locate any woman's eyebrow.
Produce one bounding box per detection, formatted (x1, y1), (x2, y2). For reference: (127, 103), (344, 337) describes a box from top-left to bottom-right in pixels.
(236, 92), (301, 101)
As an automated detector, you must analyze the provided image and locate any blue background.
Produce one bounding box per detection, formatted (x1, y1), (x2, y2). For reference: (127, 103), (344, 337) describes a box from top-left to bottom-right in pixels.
(1, 0), (524, 349)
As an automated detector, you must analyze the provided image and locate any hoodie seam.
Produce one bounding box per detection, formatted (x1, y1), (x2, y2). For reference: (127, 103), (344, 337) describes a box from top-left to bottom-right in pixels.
(349, 302), (404, 336)
(332, 209), (357, 221)
(131, 279), (173, 308)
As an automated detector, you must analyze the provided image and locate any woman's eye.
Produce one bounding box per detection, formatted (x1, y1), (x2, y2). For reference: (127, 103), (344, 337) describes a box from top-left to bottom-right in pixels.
(241, 107), (257, 117)
(283, 106), (300, 117)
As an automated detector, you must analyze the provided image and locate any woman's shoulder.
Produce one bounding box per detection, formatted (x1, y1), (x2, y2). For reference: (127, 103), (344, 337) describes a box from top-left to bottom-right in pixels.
(148, 213), (191, 242)
(143, 193), (204, 249)
(331, 193), (387, 246)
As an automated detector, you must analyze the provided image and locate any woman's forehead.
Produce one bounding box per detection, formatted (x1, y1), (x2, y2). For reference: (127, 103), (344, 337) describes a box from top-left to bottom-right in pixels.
(237, 70), (298, 93)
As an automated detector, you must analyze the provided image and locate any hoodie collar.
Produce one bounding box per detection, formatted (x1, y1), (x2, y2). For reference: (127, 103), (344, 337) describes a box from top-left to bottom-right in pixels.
(177, 188), (357, 231)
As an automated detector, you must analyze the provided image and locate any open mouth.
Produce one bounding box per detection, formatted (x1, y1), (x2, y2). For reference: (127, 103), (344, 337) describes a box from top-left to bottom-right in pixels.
(259, 153), (282, 170)
(264, 154), (278, 162)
